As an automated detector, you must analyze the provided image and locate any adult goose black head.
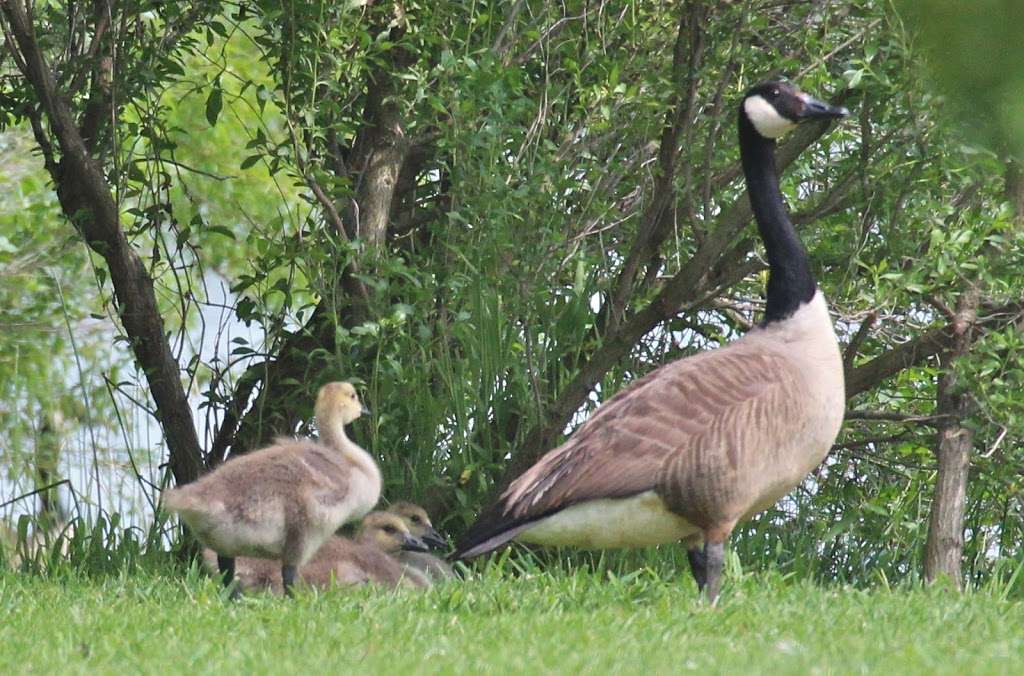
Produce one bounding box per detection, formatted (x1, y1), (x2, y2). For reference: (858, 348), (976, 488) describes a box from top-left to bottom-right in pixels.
(454, 80), (848, 604)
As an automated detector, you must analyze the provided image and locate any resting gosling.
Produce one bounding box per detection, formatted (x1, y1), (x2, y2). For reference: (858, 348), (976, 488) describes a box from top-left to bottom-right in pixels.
(387, 502), (456, 582)
(165, 381), (381, 596)
(204, 511), (431, 594)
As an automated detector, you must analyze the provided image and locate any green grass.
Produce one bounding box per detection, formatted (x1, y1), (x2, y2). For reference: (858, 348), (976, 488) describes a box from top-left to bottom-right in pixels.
(2, 560), (1023, 675)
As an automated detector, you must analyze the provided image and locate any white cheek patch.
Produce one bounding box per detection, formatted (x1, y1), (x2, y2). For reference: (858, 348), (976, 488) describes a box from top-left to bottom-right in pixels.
(744, 95), (796, 139)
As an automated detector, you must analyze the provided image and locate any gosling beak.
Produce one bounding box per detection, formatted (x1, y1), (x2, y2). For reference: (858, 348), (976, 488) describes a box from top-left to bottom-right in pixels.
(401, 534), (430, 553)
(421, 526), (448, 551)
(797, 93), (848, 120)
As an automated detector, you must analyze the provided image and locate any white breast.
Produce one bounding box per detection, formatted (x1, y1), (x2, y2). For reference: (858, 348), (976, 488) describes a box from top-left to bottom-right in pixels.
(515, 491), (699, 549)
(742, 291), (845, 500)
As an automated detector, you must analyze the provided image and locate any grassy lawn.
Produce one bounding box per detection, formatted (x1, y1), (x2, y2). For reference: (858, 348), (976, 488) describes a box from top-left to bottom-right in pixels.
(1, 562), (1022, 675)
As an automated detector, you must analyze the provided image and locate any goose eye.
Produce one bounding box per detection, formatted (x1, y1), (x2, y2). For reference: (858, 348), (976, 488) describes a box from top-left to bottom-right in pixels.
(771, 89), (779, 98)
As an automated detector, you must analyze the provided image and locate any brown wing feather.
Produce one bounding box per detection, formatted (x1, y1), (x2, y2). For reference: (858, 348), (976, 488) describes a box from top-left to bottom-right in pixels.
(499, 344), (809, 522)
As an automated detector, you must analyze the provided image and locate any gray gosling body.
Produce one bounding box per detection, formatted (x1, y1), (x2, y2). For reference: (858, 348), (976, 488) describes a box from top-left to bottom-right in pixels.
(165, 381), (381, 596)
(387, 502), (456, 582)
(203, 511), (431, 594)
(455, 81), (849, 603)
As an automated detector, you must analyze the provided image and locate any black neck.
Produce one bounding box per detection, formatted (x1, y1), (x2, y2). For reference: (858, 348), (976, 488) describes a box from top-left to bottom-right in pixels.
(738, 112), (816, 324)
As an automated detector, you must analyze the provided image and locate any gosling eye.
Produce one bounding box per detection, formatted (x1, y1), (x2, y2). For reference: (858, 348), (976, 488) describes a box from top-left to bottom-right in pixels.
(383, 525), (397, 534)
(410, 516), (422, 523)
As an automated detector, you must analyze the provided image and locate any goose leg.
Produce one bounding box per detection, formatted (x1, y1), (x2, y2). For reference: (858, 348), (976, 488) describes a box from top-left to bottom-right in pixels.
(281, 564), (298, 597)
(686, 546), (708, 591)
(703, 540), (725, 605)
(217, 554), (235, 584)
(281, 523), (305, 598)
(217, 555), (241, 600)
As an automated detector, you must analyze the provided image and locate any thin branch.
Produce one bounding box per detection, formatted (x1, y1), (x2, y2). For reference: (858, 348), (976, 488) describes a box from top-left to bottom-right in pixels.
(0, 480), (71, 511)
(843, 310), (877, 372)
(845, 409), (954, 427)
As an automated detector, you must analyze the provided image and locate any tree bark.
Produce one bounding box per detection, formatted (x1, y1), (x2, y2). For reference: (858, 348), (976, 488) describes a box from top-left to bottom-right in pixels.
(923, 287), (978, 587)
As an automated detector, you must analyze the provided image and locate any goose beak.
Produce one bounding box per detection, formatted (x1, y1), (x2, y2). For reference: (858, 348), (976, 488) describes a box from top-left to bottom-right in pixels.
(797, 94), (848, 120)
(421, 526), (448, 551)
(401, 534), (430, 553)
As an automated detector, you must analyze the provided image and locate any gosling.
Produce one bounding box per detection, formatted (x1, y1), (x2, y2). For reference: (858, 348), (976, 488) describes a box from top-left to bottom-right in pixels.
(204, 511), (431, 594)
(387, 502), (456, 582)
(164, 381), (381, 596)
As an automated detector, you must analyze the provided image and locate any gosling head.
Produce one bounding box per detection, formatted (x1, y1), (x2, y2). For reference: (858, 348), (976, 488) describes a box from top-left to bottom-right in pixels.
(314, 381), (369, 427)
(741, 80), (848, 140)
(388, 502), (448, 550)
(359, 511), (430, 554)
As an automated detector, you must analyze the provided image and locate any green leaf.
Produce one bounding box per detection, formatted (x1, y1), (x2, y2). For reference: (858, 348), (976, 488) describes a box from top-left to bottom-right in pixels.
(205, 225), (235, 240)
(205, 81), (223, 127)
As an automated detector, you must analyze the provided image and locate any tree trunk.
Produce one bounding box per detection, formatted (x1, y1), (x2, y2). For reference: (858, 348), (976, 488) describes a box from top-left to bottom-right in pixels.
(923, 288), (977, 587)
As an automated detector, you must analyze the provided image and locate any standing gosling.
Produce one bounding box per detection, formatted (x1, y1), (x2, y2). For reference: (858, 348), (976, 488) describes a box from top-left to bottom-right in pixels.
(387, 502), (455, 582)
(165, 381), (381, 596)
(205, 511), (431, 594)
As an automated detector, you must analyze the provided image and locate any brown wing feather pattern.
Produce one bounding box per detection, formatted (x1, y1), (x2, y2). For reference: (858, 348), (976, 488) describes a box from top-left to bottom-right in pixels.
(455, 341), (814, 558)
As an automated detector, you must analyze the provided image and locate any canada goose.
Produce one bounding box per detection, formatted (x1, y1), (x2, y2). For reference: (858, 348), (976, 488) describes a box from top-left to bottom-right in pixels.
(204, 511), (431, 594)
(454, 81), (848, 603)
(164, 381), (381, 596)
(387, 502), (456, 581)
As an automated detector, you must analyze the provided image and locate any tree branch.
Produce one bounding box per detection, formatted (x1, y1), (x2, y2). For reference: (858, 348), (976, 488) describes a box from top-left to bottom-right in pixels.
(606, 5), (706, 328)
(844, 409), (953, 427)
(842, 310), (877, 373)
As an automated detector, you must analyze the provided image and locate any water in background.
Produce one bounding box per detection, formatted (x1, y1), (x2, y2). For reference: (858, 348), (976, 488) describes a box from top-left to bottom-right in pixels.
(0, 272), (263, 535)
